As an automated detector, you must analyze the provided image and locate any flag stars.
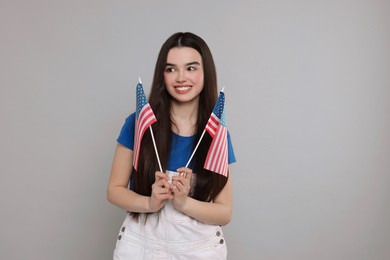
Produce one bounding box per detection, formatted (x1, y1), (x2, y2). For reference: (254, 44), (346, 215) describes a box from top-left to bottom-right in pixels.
(213, 92), (225, 119)
(136, 83), (149, 118)
(220, 110), (226, 127)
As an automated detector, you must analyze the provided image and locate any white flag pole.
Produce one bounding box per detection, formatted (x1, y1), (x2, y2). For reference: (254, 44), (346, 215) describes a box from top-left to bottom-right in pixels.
(184, 87), (225, 168)
(185, 129), (206, 168)
(149, 126), (163, 172)
(139, 76), (163, 172)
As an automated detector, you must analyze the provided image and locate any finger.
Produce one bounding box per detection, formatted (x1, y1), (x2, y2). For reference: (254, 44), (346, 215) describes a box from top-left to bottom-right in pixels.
(172, 174), (190, 186)
(153, 179), (167, 189)
(155, 171), (168, 179)
(159, 178), (171, 188)
(152, 181), (171, 193)
(157, 192), (173, 200)
(171, 183), (182, 193)
(155, 171), (169, 181)
(171, 178), (188, 190)
(175, 181), (188, 194)
(171, 175), (184, 183)
(176, 167), (192, 179)
(176, 167), (193, 174)
(185, 170), (192, 180)
(154, 186), (170, 194)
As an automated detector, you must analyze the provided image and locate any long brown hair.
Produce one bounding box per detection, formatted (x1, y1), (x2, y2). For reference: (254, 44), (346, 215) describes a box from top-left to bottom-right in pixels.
(132, 32), (228, 219)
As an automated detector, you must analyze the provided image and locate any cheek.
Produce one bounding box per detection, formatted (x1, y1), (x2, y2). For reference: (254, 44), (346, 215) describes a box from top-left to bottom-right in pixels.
(164, 73), (174, 86)
(197, 77), (205, 89)
(191, 72), (204, 86)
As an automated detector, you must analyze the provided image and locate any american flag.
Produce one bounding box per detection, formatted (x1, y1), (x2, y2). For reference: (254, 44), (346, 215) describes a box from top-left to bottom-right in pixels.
(204, 91), (228, 176)
(133, 82), (157, 171)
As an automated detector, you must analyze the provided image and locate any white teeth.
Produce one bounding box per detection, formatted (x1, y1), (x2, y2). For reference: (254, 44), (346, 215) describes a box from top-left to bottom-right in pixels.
(175, 86), (191, 91)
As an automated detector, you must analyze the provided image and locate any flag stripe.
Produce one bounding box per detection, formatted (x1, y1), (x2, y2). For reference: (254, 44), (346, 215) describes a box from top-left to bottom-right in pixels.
(138, 107), (156, 138)
(133, 83), (157, 171)
(204, 126), (228, 176)
(134, 105), (156, 169)
(205, 113), (220, 137)
(203, 91), (228, 176)
(214, 128), (227, 174)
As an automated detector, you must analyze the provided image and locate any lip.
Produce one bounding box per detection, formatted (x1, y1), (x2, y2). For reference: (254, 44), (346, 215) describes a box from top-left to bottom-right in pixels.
(174, 85), (192, 94)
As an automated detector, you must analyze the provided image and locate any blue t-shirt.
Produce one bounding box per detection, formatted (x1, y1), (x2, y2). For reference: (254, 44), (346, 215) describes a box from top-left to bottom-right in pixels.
(117, 113), (236, 172)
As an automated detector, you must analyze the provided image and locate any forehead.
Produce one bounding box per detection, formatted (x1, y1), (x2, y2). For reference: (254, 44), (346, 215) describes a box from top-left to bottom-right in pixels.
(166, 47), (202, 65)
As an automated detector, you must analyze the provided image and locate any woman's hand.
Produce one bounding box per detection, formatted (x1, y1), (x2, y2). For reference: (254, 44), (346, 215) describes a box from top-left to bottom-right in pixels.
(149, 171), (173, 212)
(171, 167), (192, 211)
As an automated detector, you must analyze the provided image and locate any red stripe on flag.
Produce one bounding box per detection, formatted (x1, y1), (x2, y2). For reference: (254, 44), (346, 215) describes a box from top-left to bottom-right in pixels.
(204, 126), (228, 176)
(212, 127), (227, 174)
(205, 113), (220, 137)
(133, 105), (157, 171)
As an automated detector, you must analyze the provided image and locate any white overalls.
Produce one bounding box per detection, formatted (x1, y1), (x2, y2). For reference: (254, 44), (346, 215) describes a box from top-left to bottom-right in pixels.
(113, 173), (227, 259)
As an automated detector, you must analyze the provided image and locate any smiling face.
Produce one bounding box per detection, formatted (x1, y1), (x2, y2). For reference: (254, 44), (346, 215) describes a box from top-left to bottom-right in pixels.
(164, 47), (204, 104)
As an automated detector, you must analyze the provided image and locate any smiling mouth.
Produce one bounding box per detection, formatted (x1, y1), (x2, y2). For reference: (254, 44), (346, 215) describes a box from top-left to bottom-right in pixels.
(174, 85), (192, 92)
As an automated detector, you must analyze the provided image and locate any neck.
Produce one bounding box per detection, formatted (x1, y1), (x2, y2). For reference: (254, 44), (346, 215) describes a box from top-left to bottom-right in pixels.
(170, 99), (199, 136)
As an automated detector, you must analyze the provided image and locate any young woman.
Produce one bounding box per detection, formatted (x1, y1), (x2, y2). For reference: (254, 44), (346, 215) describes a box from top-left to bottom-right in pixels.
(107, 32), (236, 259)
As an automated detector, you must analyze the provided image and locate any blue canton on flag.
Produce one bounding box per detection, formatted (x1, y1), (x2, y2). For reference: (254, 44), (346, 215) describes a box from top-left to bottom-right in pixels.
(133, 82), (157, 171)
(205, 92), (225, 137)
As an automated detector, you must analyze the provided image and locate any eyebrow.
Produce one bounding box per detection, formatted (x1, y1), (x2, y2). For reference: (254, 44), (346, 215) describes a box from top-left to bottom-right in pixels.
(165, 61), (201, 67)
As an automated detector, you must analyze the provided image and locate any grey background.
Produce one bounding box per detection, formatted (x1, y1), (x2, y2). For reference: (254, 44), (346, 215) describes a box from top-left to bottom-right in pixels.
(1, 0), (389, 259)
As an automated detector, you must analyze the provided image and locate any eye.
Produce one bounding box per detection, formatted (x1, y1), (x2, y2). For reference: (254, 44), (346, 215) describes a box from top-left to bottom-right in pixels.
(187, 66), (197, 71)
(165, 67), (176, 73)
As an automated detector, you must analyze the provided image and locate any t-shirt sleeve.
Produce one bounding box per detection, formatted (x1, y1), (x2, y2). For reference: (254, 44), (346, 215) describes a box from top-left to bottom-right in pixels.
(227, 131), (236, 164)
(116, 113), (136, 150)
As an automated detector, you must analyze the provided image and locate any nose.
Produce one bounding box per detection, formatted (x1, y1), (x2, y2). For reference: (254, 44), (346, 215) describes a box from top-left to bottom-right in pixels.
(176, 70), (186, 83)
